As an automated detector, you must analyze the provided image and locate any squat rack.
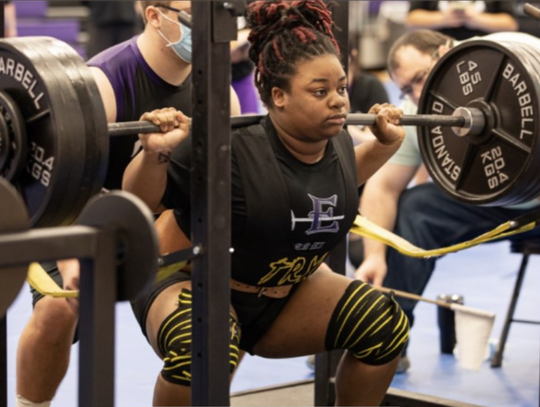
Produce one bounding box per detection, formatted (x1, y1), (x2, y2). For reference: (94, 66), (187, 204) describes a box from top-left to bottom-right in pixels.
(0, 2), (523, 407)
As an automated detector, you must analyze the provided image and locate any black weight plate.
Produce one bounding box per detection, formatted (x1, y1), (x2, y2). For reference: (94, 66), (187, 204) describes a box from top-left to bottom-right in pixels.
(77, 191), (159, 302)
(15, 37), (89, 227)
(485, 43), (540, 203)
(418, 39), (540, 206)
(0, 37), (87, 227)
(500, 42), (540, 203)
(0, 102), (11, 173)
(0, 91), (27, 181)
(34, 37), (108, 225)
(0, 178), (30, 317)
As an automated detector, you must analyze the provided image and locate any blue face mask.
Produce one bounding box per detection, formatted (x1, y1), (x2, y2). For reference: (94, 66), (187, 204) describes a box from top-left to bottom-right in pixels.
(157, 11), (192, 64)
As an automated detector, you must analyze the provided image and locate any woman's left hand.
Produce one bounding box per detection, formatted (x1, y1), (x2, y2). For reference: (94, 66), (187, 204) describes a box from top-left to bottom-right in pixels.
(368, 103), (405, 146)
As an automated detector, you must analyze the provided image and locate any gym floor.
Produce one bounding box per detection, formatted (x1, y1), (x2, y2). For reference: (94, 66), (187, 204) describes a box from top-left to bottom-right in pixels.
(5, 239), (539, 407)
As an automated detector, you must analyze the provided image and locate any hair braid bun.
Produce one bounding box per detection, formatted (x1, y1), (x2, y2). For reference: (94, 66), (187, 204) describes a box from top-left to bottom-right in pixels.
(247, 1), (338, 62)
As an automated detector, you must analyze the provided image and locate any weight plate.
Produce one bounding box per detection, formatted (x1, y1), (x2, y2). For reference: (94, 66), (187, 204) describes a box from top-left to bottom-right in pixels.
(35, 37), (108, 226)
(418, 39), (540, 206)
(0, 37), (88, 227)
(77, 191), (159, 302)
(0, 91), (27, 181)
(502, 43), (540, 203)
(0, 104), (11, 173)
(0, 178), (30, 317)
(15, 37), (91, 227)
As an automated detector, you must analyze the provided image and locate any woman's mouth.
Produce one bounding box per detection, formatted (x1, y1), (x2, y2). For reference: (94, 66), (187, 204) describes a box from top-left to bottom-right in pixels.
(326, 114), (347, 125)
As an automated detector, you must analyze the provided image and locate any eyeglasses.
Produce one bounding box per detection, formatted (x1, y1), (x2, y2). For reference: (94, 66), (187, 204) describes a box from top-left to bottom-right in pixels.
(398, 50), (440, 100)
(158, 4), (192, 27)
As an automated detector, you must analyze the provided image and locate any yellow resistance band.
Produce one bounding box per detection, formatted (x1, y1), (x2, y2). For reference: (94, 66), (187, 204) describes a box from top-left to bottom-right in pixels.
(350, 215), (536, 258)
(26, 215), (536, 298)
(26, 259), (187, 299)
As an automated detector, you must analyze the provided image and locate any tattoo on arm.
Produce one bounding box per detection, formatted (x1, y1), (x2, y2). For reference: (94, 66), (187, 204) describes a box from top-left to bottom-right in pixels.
(158, 152), (171, 164)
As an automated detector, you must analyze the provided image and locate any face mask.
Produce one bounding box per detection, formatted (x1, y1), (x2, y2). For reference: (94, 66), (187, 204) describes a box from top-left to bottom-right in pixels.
(157, 11), (192, 64)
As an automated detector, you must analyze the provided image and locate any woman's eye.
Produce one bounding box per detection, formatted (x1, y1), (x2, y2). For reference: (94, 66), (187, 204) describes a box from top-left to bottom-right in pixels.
(314, 90), (327, 97)
(339, 86), (348, 94)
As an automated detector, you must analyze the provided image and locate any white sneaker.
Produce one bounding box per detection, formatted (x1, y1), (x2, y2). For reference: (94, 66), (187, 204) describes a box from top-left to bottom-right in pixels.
(306, 354), (315, 370)
(396, 355), (410, 374)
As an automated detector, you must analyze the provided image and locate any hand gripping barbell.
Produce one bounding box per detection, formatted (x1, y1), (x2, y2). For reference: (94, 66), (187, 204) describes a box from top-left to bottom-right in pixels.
(108, 106), (483, 136)
(0, 35), (539, 227)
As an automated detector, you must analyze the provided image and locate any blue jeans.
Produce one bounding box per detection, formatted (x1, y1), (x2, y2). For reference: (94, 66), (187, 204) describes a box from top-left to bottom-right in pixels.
(384, 183), (540, 334)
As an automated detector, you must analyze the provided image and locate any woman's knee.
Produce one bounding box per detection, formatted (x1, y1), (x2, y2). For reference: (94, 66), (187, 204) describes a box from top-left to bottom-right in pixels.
(154, 289), (241, 387)
(325, 280), (409, 366)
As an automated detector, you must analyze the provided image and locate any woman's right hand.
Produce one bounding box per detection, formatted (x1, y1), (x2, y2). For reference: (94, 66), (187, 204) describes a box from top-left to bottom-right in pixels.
(368, 103), (405, 147)
(139, 108), (191, 155)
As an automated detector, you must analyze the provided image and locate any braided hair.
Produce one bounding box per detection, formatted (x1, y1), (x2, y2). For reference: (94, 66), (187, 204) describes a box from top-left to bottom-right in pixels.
(246, 1), (341, 107)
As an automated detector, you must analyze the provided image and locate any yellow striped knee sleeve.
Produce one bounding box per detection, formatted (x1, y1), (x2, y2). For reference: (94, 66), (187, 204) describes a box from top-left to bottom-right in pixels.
(158, 290), (241, 386)
(325, 281), (409, 366)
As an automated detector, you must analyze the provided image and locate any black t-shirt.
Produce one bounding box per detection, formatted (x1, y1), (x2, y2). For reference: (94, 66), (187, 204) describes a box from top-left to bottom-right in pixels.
(349, 73), (390, 114)
(163, 117), (360, 286)
(409, 1), (516, 40)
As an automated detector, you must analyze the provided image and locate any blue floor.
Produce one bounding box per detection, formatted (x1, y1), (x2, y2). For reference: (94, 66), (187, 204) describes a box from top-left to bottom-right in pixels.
(5, 240), (540, 406)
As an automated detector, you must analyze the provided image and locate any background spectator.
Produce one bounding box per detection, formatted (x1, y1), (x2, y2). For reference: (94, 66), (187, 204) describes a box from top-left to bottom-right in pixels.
(406, 1), (518, 40)
(84, 1), (140, 59)
(5, 1), (16, 37)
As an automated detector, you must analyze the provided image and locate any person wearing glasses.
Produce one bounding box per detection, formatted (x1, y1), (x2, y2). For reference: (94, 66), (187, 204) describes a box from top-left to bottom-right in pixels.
(15, 2), (241, 407)
(406, 1), (518, 41)
(355, 28), (540, 375)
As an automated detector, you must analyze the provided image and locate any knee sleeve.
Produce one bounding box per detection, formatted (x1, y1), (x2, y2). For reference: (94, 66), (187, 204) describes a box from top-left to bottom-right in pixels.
(325, 281), (409, 366)
(158, 290), (242, 386)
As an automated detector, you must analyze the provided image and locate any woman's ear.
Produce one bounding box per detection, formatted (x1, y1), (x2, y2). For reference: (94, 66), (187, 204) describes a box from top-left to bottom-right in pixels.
(271, 87), (286, 109)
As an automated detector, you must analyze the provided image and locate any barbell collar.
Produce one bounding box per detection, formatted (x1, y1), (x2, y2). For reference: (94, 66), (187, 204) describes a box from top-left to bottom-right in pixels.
(451, 107), (486, 138)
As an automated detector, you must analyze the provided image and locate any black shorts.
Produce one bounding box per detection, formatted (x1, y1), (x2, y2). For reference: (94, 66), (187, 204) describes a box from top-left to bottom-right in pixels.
(30, 261), (61, 306)
(130, 271), (297, 354)
(29, 261), (79, 343)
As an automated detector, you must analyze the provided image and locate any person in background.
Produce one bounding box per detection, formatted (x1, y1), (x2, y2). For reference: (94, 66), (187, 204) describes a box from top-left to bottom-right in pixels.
(231, 27), (262, 114)
(84, 1), (140, 59)
(355, 28), (540, 374)
(406, 1), (518, 41)
(348, 46), (389, 116)
(5, 1), (17, 37)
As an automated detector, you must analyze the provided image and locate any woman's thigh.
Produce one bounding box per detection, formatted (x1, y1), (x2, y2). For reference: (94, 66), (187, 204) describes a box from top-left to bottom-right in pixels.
(145, 281), (193, 357)
(253, 263), (353, 358)
(145, 280), (239, 358)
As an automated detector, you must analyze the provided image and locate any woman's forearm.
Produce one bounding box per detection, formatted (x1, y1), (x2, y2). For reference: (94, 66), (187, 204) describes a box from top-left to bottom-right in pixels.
(123, 150), (169, 212)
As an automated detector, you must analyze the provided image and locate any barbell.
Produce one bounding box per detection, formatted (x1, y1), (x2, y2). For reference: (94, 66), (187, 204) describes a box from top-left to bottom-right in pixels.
(0, 35), (539, 228)
(110, 109), (477, 136)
